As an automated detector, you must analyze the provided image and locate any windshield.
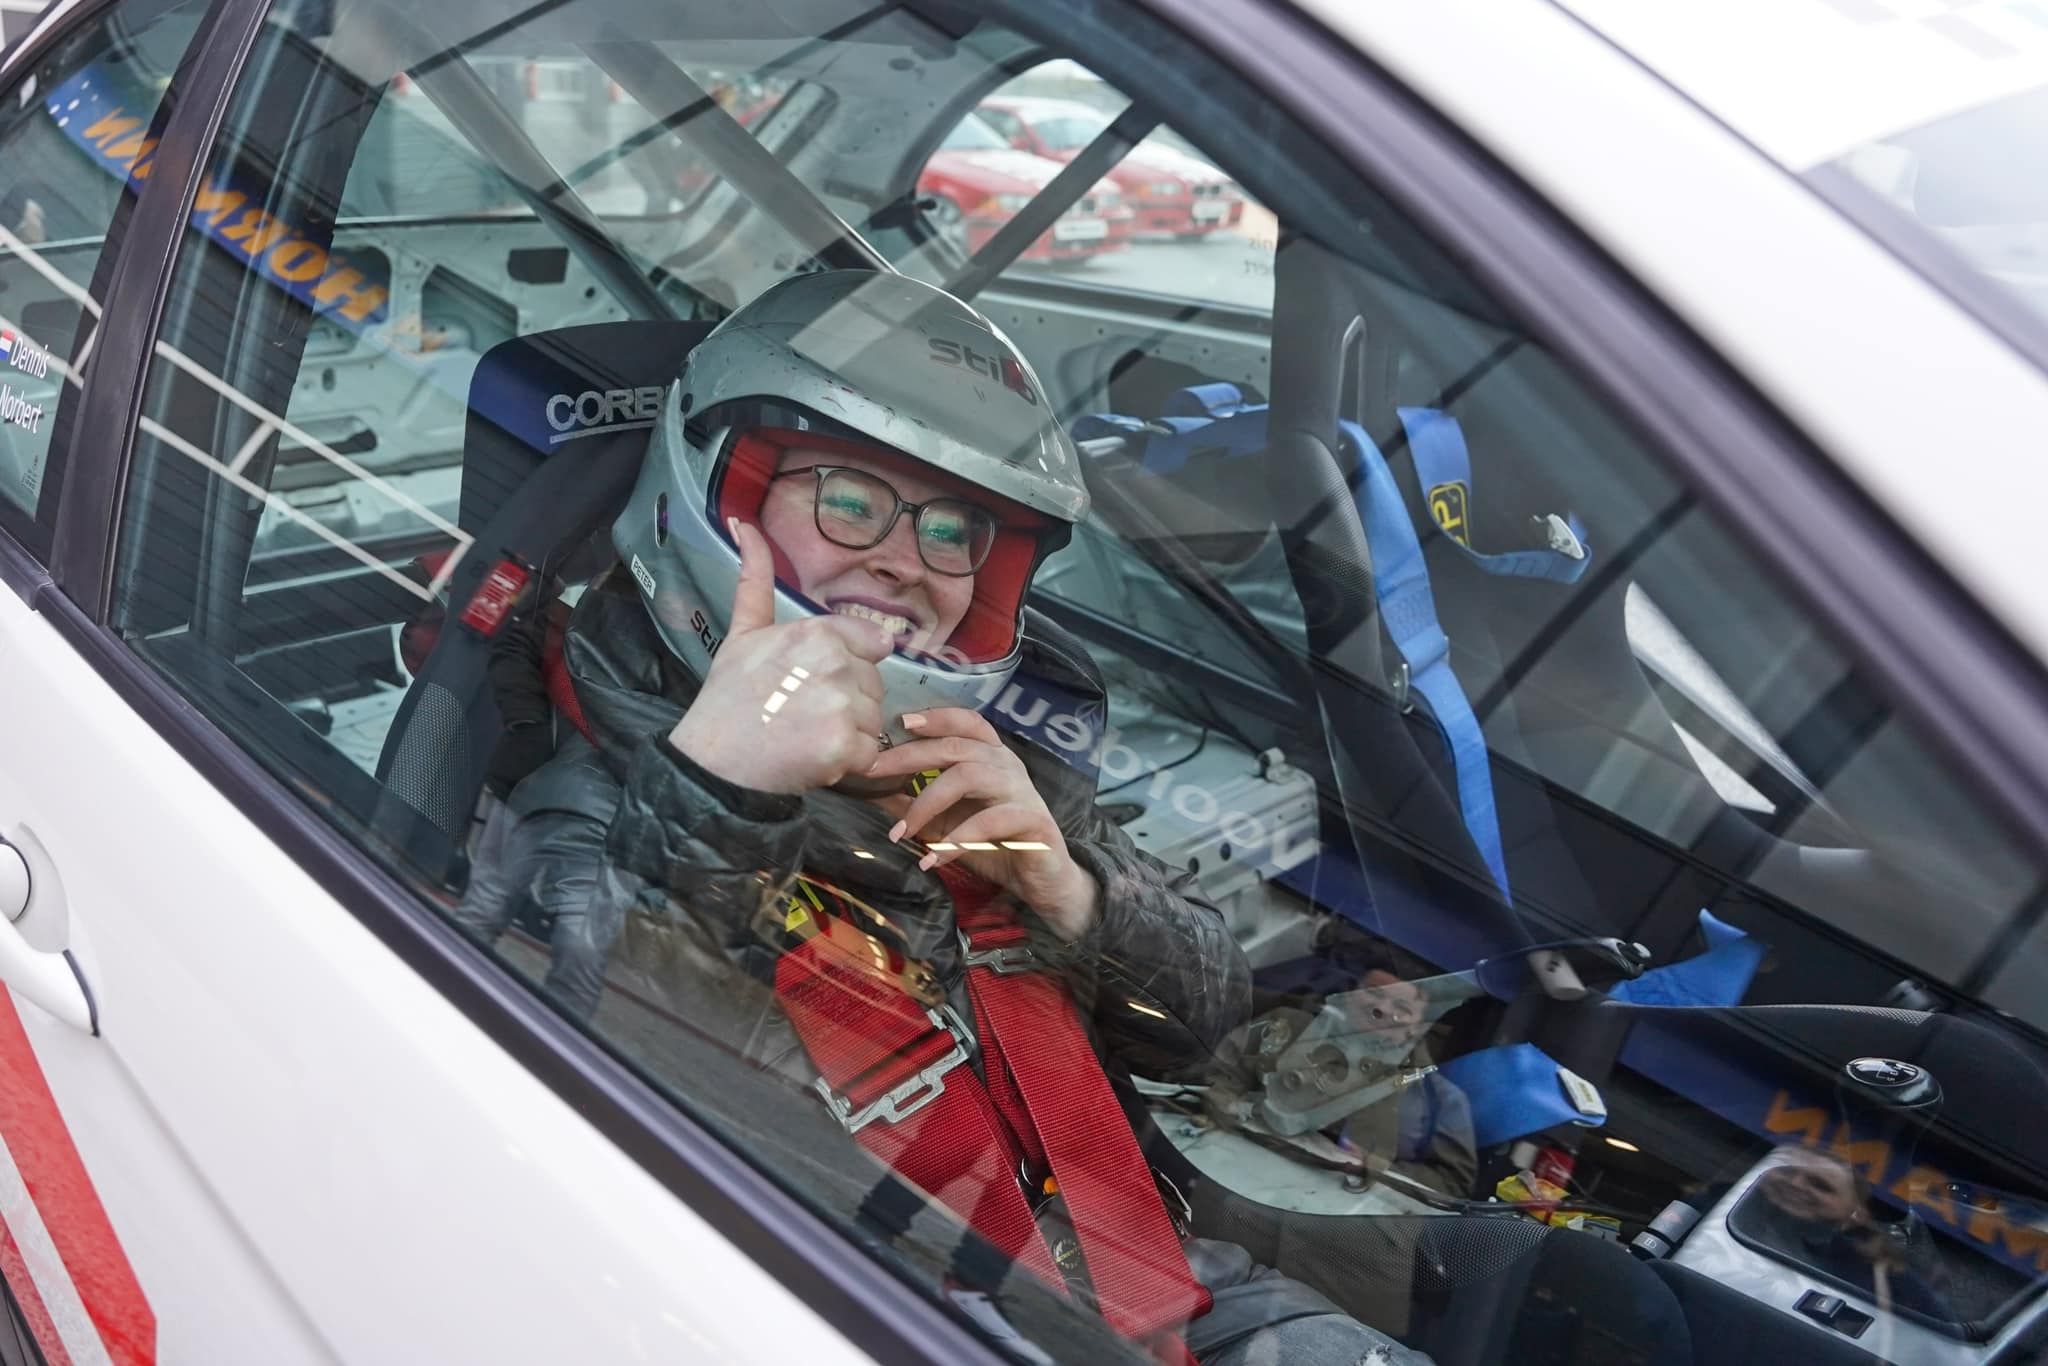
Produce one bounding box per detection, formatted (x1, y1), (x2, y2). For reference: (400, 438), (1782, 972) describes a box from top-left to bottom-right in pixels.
(1821, 87), (2048, 328)
(1555, 0), (2048, 344)
(941, 112), (1008, 152)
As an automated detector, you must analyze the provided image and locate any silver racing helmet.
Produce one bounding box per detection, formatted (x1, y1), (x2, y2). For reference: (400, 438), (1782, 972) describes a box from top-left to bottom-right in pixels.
(613, 270), (1089, 746)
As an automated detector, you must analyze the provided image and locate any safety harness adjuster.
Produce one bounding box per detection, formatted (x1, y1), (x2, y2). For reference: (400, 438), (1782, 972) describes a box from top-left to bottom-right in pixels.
(813, 1004), (973, 1133)
(1388, 659), (1414, 714)
(1534, 512), (1587, 561)
(960, 940), (1039, 974)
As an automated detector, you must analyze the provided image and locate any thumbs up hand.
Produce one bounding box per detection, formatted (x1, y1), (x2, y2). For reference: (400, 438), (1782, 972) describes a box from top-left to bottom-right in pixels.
(667, 519), (895, 795)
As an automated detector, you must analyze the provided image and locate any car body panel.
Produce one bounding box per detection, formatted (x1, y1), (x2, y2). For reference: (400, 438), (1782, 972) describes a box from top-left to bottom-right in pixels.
(1555, 0), (2048, 173)
(0, 549), (866, 1362)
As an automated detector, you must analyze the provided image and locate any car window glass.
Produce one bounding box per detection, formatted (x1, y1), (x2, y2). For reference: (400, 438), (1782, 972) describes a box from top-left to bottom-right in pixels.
(883, 63), (1277, 334)
(110, 0), (2048, 1359)
(940, 113), (1006, 152)
(0, 0), (202, 528)
(977, 105), (1022, 142)
(1032, 114), (1102, 150)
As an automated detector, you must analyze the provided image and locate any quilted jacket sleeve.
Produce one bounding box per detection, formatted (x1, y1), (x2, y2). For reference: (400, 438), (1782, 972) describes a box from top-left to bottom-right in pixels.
(604, 734), (811, 969)
(1053, 786), (1252, 1082)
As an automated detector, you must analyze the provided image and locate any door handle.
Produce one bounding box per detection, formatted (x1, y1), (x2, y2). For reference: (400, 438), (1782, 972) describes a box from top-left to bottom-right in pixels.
(0, 841), (96, 1035)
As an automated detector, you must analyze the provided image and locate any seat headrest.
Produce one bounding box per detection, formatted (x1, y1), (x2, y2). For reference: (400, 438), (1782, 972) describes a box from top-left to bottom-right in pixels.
(459, 319), (716, 534)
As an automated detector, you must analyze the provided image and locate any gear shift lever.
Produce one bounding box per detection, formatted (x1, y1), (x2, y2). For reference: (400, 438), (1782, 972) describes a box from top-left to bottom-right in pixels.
(1836, 1056), (1943, 1212)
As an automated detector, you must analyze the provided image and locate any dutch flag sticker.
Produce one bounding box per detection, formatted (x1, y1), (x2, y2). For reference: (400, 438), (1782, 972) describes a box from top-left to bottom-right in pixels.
(0, 333), (14, 361)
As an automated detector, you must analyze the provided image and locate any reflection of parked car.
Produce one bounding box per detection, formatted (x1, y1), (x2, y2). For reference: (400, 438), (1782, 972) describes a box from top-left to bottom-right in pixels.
(916, 113), (1125, 263)
(978, 95), (1242, 238)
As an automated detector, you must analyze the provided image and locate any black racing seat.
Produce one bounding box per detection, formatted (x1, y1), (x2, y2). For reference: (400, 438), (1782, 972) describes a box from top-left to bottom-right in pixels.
(1185, 1179), (1695, 1366)
(372, 319), (715, 879)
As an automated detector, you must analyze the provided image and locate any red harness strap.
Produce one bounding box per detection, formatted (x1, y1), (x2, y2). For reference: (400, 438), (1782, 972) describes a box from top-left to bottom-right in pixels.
(775, 907), (1064, 1293)
(774, 870), (1210, 1360)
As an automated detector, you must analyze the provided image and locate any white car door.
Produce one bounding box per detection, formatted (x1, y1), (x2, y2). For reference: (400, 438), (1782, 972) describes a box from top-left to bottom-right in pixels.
(0, 3), (882, 1363)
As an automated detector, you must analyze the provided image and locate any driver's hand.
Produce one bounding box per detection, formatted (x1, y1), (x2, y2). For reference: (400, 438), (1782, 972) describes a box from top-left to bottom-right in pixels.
(667, 519), (895, 794)
(865, 706), (1102, 941)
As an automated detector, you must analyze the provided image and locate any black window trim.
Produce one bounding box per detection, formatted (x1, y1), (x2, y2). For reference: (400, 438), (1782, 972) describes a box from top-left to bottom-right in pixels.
(37, 0), (252, 611)
(15, 0), (2048, 1360)
(0, 0), (175, 566)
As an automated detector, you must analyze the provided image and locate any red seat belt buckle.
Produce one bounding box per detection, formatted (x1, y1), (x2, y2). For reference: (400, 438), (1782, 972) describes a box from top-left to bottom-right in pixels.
(460, 557), (532, 637)
(813, 1004), (973, 1132)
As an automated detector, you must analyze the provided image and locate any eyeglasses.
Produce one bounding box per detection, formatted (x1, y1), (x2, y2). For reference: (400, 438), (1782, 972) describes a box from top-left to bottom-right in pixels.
(771, 465), (998, 576)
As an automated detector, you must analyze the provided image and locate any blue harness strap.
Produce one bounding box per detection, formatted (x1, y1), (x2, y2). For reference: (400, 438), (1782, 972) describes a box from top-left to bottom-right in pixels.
(1607, 909), (1763, 1008)
(1338, 419), (1513, 901)
(1075, 381), (1268, 474)
(1397, 407), (1591, 585)
(1077, 385), (1595, 904)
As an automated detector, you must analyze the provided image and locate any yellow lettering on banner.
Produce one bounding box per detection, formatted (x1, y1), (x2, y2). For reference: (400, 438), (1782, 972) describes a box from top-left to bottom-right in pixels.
(1967, 1207), (2048, 1274)
(130, 152), (157, 181)
(1759, 1091), (2048, 1275)
(1829, 1135), (1892, 1186)
(220, 210), (292, 258)
(106, 133), (154, 167)
(340, 287), (389, 324)
(1761, 1091), (1829, 1147)
(1890, 1168), (1959, 1225)
(82, 110), (139, 147)
(267, 240), (328, 283)
(193, 186), (246, 227)
(311, 266), (389, 324)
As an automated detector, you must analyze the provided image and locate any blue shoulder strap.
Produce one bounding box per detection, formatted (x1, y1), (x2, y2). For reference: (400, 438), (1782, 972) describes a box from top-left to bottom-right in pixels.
(1338, 419), (1512, 901)
(1077, 385), (1550, 901)
(1397, 407), (1591, 585)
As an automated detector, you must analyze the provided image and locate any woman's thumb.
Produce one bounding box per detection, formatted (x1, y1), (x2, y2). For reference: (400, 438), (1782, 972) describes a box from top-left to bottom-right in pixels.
(726, 517), (777, 637)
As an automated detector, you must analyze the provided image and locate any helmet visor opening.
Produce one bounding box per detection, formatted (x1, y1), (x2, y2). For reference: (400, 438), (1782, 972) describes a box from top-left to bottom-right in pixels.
(707, 408), (1061, 667)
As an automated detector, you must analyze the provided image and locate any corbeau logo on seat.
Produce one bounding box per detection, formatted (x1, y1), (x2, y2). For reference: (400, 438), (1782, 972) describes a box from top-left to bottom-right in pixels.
(545, 387), (665, 445)
(927, 337), (1038, 406)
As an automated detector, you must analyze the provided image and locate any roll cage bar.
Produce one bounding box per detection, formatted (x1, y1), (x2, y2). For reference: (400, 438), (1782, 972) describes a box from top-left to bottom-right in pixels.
(397, 7), (1164, 313)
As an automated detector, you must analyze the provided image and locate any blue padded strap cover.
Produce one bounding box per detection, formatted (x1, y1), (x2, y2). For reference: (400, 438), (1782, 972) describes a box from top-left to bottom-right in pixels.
(1438, 1041), (1607, 1148)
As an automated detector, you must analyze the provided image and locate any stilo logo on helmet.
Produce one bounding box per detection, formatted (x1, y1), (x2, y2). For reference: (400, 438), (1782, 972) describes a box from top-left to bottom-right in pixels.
(926, 336), (1039, 407)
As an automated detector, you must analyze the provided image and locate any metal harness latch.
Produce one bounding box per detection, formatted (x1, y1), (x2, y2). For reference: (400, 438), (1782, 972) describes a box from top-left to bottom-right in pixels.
(1534, 512), (1586, 561)
(960, 939), (1039, 975)
(814, 1004), (973, 1133)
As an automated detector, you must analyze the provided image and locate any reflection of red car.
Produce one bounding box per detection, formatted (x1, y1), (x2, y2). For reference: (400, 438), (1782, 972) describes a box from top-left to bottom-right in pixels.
(916, 114), (1125, 263)
(978, 96), (1243, 239)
